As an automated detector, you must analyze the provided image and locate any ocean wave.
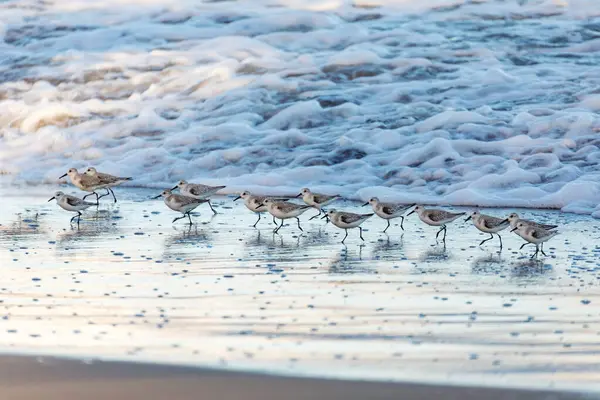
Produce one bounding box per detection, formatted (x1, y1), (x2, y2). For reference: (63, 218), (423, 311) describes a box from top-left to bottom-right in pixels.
(0, 0), (599, 217)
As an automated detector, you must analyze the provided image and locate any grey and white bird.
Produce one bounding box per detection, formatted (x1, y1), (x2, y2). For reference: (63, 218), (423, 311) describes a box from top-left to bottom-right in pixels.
(323, 209), (373, 244)
(297, 188), (341, 220)
(407, 205), (465, 243)
(48, 191), (98, 225)
(363, 197), (415, 232)
(59, 168), (105, 202)
(171, 180), (225, 215)
(262, 198), (312, 234)
(153, 189), (208, 225)
(507, 213), (557, 231)
(465, 210), (510, 249)
(233, 191), (283, 228)
(511, 221), (559, 258)
(85, 167), (132, 203)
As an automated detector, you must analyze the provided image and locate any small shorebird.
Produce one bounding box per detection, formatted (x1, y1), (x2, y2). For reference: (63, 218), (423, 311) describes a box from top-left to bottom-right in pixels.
(153, 190), (208, 225)
(85, 167), (132, 203)
(507, 213), (557, 231)
(511, 221), (559, 258)
(297, 188), (341, 220)
(171, 180), (225, 215)
(323, 209), (373, 243)
(465, 210), (510, 249)
(363, 197), (415, 232)
(407, 205), (465, 243)
(59, 168), (105, 202)
(48, 191), (97, 225)
(262, 198), (312, 234)
(233, 191), (282, 228)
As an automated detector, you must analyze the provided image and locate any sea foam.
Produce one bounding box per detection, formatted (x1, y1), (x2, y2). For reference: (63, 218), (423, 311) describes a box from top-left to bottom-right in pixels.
(1, 0), (600, 216)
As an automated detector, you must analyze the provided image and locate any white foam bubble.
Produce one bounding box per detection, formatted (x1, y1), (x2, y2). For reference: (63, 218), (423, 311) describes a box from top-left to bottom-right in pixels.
(1, 0), (600, 217)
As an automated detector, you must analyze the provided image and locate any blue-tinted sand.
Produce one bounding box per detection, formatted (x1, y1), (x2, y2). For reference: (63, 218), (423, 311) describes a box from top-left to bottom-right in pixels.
(0, 185), (599, 393)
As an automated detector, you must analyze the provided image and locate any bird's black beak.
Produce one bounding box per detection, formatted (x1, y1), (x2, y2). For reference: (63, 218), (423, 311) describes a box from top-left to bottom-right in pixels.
(152, 194), (162, 199)
(295, 193), (302, 198)
(407, 210), (415, 216)
(362, 202), (369, 206)
(47, 196), (55, 202)
(510, 227), (518, 232)
(59, 173), (67, 179)
(321, 214), (328, 219)
(233, 196), (241, 201)
(464, 215), (472, 222)
(170, 186), (178, 191)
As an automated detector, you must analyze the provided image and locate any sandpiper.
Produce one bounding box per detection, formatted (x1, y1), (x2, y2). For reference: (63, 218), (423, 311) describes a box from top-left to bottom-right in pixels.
(507, 213), (557, 231)
(407, 205), (465, 243)
(297, 188), (341, 220)
(363, 197), (415, 232)
(323, 209), (373, 243)
(48, 191), (97, 225)
(511, 221), (558, 258)
(171, 180), (225, 215)
(465, 210), (510, 249)
(153, 190), (208, 225)
(262, 198), (312, 234)
(85, 167), (132, 203)
(233, 191), (283, 228)
(59, 168), (105, 202)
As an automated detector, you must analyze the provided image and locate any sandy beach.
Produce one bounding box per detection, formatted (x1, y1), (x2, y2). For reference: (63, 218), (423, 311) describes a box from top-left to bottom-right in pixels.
(0, 355), (592, 400)
(1, 184), (599, 398)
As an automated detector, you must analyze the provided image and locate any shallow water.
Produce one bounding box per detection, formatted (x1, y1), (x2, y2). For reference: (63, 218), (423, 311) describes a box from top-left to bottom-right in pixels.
(1, 0), (600, 215)
(1, 185), (599, 391)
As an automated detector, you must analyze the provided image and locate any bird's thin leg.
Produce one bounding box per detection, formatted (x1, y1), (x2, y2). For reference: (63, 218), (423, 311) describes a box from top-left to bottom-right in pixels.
(341, 229), (348, 244)
(520, 242), (531, 250)
(187, 212), (193, 225)
(70, 214), (77, 224)
(383, 220), (390, 233)
(531, 245), (539, 259)
(435, 227), (442, 240)
(296, 217), (303, 232)
(498, 234), (503, 249)
(479, 233), (494, 247)
(274, 219), (284, 234)
(541, 243), (547, 256)
(253, 213), (261, 228)
(108, 188), (117, 203)
(207, 200), (217, 215)
(82, 192), (97, 201)
(172, 214), (187, 224)
(76, 211), (82, 226)
(400, 216), (405, 231)
(97, 188), (110, 201)
(359, 227), (365, 241)
(309, 209), (321, 221)
(443, 226), (447, 242)
(272, 216), (278, 225)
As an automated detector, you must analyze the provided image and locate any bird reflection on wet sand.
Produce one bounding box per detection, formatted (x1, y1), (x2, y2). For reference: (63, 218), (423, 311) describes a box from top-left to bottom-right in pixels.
(328, 247), (375, 275)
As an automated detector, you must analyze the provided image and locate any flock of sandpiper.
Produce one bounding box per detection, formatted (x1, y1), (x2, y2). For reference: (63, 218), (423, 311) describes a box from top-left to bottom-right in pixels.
(48, 168), (560, 258)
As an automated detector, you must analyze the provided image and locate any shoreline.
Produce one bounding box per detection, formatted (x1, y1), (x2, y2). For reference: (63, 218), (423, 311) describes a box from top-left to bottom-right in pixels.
(1, 186), (599, 394)
(0, 354), (592, 400)
(1, 180), (597, 218)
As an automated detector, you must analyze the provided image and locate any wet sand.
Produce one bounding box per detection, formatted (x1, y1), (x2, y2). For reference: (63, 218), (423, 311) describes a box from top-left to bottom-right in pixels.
(0, 355), (591, 400)
(1, 184), (600, 395)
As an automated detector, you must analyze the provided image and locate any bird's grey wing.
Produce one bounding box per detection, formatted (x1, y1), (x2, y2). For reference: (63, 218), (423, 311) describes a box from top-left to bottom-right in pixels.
(313, 194), (337, 203)
(427, 211), (450, 222)
(188, 185), (208, 196)
(381, 205), (395, 215)
(340, 213), (361, 224)
(540, 223), (558, 230)
(65, 196), (91, 207)
(483, 215), (504, 229)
